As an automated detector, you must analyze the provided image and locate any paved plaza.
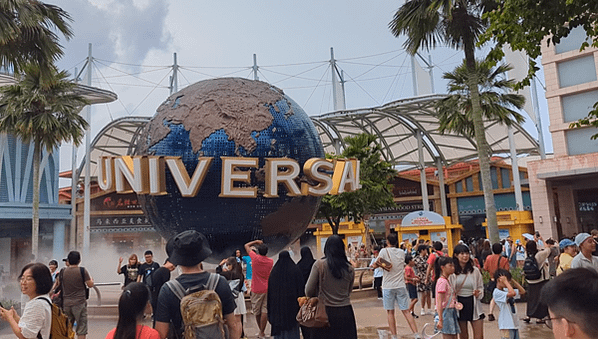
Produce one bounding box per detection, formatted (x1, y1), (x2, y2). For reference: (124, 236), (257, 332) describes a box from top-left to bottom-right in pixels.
(0, 285), (554, 339)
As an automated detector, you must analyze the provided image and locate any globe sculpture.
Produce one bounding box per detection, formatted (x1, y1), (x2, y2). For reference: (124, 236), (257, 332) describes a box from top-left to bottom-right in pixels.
(136, 78), (325, 262)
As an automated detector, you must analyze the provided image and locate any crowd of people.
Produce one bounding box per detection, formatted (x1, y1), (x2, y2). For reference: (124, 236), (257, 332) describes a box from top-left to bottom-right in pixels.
(0, 228), (596, 339)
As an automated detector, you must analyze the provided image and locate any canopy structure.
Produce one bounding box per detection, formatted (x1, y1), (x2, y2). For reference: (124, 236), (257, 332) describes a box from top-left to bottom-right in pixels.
(0, 73), (117, 104)
(311, 94), (540, 167)
(78, 94), (541, 181)
(77, 116), (150, 180)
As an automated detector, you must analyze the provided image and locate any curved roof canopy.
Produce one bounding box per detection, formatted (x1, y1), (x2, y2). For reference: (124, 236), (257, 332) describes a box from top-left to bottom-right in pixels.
(0, 73), (117, 104)
(77, 116), (150, 180)
(311, 94), (540, 167)
(79, 94), (540, 180)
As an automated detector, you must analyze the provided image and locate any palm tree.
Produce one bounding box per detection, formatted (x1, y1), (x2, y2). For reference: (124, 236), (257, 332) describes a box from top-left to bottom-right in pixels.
(0, 0), (73, 76)
(0, 64), (88, 257)
(389, 0), (505, 242)
(318, 133), (396, 235)
(436, 60), (525, 138)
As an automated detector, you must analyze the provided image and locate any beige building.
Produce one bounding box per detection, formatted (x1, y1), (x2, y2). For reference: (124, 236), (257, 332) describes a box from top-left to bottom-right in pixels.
(528, 27), (598, 239)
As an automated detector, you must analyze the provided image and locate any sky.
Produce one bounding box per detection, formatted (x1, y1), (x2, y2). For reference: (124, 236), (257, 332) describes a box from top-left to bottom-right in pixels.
(49, 0), (551, 182)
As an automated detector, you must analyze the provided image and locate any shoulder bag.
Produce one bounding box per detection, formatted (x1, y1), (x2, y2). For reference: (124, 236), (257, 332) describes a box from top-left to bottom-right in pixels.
(296, 261), (329, 328)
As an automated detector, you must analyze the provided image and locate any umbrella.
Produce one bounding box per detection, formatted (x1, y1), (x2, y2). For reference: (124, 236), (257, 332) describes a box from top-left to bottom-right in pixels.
(522, 233), (534, 241)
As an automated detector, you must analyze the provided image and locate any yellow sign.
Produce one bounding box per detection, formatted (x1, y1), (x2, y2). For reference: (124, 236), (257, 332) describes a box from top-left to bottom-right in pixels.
(98, 156), (361, 198)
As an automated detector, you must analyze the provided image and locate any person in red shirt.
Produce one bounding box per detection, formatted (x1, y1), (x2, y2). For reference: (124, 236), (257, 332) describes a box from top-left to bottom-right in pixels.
(404, 254), (420, 319)
(483, 243), (510, 277)
(483, 242), (510, 321)
(244, 239), (273, 339)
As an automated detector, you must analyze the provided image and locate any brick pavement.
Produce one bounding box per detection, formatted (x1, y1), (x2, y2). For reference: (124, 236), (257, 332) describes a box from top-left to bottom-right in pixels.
(0, 286), (554, 339)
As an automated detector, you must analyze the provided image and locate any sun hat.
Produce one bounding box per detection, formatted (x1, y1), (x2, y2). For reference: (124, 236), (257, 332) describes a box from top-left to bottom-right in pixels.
(559, 238), (575, 250)
(169, 230), (212, 266)
(575, 233), (592, 248)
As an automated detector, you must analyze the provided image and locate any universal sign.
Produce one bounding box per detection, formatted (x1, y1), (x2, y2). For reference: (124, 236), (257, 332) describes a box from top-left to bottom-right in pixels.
(97, 156), (361, 198)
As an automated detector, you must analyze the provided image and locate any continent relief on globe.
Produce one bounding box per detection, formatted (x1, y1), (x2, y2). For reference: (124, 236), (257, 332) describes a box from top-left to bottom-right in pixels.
(138, 77), (293, 155)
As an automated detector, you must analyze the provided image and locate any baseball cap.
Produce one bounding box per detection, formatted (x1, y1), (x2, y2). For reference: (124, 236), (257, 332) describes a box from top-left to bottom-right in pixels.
(559, 238), (575, 250)
(575, 233), (592, 247)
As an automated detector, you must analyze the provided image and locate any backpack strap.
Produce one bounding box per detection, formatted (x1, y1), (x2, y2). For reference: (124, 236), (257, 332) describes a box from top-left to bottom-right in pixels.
(206, 273), (219, 291)
(80, 267), (86, 288)
(165, 280), (186, 300)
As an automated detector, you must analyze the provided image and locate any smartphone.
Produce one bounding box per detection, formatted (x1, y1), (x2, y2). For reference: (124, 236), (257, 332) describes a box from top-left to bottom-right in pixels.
(535, 231), (540, 237)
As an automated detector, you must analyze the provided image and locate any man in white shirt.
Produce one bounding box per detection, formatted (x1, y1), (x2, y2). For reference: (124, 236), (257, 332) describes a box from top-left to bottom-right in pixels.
(571, 233), (598, 273)
(373, 233), (418, 339)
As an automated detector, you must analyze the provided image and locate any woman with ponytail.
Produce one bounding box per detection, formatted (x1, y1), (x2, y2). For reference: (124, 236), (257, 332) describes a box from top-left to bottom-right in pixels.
(105, 282), (159, 339)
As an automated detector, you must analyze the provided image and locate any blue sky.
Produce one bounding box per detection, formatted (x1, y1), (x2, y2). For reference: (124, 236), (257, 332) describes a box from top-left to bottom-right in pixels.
(50, 0), (551, 176)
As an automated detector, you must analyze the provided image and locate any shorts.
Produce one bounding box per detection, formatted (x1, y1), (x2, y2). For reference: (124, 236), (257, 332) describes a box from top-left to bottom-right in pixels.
(500, 329), (520, 339)
(250, 291), (267, 315)
(407, 284), (418, 300)
(382, 287), (410, 311)
(435, 307), (460, 335)
(63, 302), (88, 335)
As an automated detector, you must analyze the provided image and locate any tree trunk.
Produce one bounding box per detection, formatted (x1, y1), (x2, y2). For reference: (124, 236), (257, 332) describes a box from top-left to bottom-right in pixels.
(31, 142), (41, 259)
(463, 45), (500, 244)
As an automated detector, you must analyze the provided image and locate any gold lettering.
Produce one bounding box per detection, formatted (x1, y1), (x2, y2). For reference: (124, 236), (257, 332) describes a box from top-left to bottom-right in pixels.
(219, 157), (258, 198)
(165, 157), (213, 197)
(97, 157), (115, 191)
(301, 158), (333, 196)
(114, 156), (149, 194)
(264, 158), (301, 198)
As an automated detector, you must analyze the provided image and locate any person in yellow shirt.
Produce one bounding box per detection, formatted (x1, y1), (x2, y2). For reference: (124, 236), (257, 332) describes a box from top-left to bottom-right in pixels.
(556, 239), (577, 275)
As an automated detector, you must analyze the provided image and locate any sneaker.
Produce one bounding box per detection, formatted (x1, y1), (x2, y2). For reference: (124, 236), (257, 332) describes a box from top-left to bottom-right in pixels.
(378, 297), (383, 300)
(411, 311), (419, 319)
(488, 314), (495, 321)
(420, 309), (426, 316)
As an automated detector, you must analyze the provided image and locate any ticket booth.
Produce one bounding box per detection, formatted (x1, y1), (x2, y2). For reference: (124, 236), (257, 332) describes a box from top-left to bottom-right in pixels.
(483, 211), (534, 242)
(394, 211), (463, 256)
(313, 221), (369, 258)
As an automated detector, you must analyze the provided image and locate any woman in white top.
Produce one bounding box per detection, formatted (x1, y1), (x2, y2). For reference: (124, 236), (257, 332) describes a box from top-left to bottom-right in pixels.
(450, 244), (484, 339)
(0, 263), (53, 339)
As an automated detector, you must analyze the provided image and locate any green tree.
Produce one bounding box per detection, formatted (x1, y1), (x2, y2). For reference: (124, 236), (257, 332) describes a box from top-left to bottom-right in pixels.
(481, 0), (598, 138)
(437, 60), (526, 138)
(389, 0), (503, 242)
(0, 64), (88, 257)
(318, 133), (397, 235)
(0, 0), (73, 76)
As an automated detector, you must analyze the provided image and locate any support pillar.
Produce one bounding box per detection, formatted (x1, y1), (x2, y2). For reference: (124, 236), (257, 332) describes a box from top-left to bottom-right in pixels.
(417, 130), (429, 211)
(508, 126), (524, 211)
(53, 220), (66, 260)
(436, 157), (448, 216)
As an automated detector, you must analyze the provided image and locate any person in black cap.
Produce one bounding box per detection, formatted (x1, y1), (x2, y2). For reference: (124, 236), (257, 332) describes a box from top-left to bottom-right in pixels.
(154, 230), (241, 339)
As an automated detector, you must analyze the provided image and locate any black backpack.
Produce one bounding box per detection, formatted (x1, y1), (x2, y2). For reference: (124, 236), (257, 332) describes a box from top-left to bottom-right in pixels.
(523, 255), (542, 280)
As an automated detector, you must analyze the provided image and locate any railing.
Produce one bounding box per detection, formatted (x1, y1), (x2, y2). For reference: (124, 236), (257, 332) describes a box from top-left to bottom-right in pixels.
(90, 282), (121, 306)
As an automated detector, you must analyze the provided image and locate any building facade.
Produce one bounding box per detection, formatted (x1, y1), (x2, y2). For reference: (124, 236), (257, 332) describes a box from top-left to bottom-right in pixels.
(528, 27), (598, 239)
(0, 134), (71, 276)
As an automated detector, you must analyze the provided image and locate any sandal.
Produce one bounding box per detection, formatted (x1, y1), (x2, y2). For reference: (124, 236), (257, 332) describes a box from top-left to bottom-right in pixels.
(536, 319), (546, 324)
(523, 317), (531, 323)
(487, 314), (495, 321)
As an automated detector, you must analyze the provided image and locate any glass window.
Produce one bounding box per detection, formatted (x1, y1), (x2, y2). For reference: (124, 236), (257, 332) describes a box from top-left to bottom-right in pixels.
(566, 128), (598, 155)
(558, 56), (597, 88)
(561, 90), (598, 123)
(556, 26), (590, 54)
(465, 177), (473, 191)
(501, 168), (511, 189)
(491, 167), (499, 189)
(456, 181), (463, 193)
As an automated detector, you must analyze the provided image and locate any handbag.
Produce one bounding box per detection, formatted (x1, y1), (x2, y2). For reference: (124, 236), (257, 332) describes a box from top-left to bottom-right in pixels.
(296, 262), (329, 328)
(376, 257), (393, 271)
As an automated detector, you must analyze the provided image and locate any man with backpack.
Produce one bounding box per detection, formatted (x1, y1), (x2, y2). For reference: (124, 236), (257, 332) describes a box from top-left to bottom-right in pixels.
(154, 230), (241, 339)
(57, 251), (93, 339)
